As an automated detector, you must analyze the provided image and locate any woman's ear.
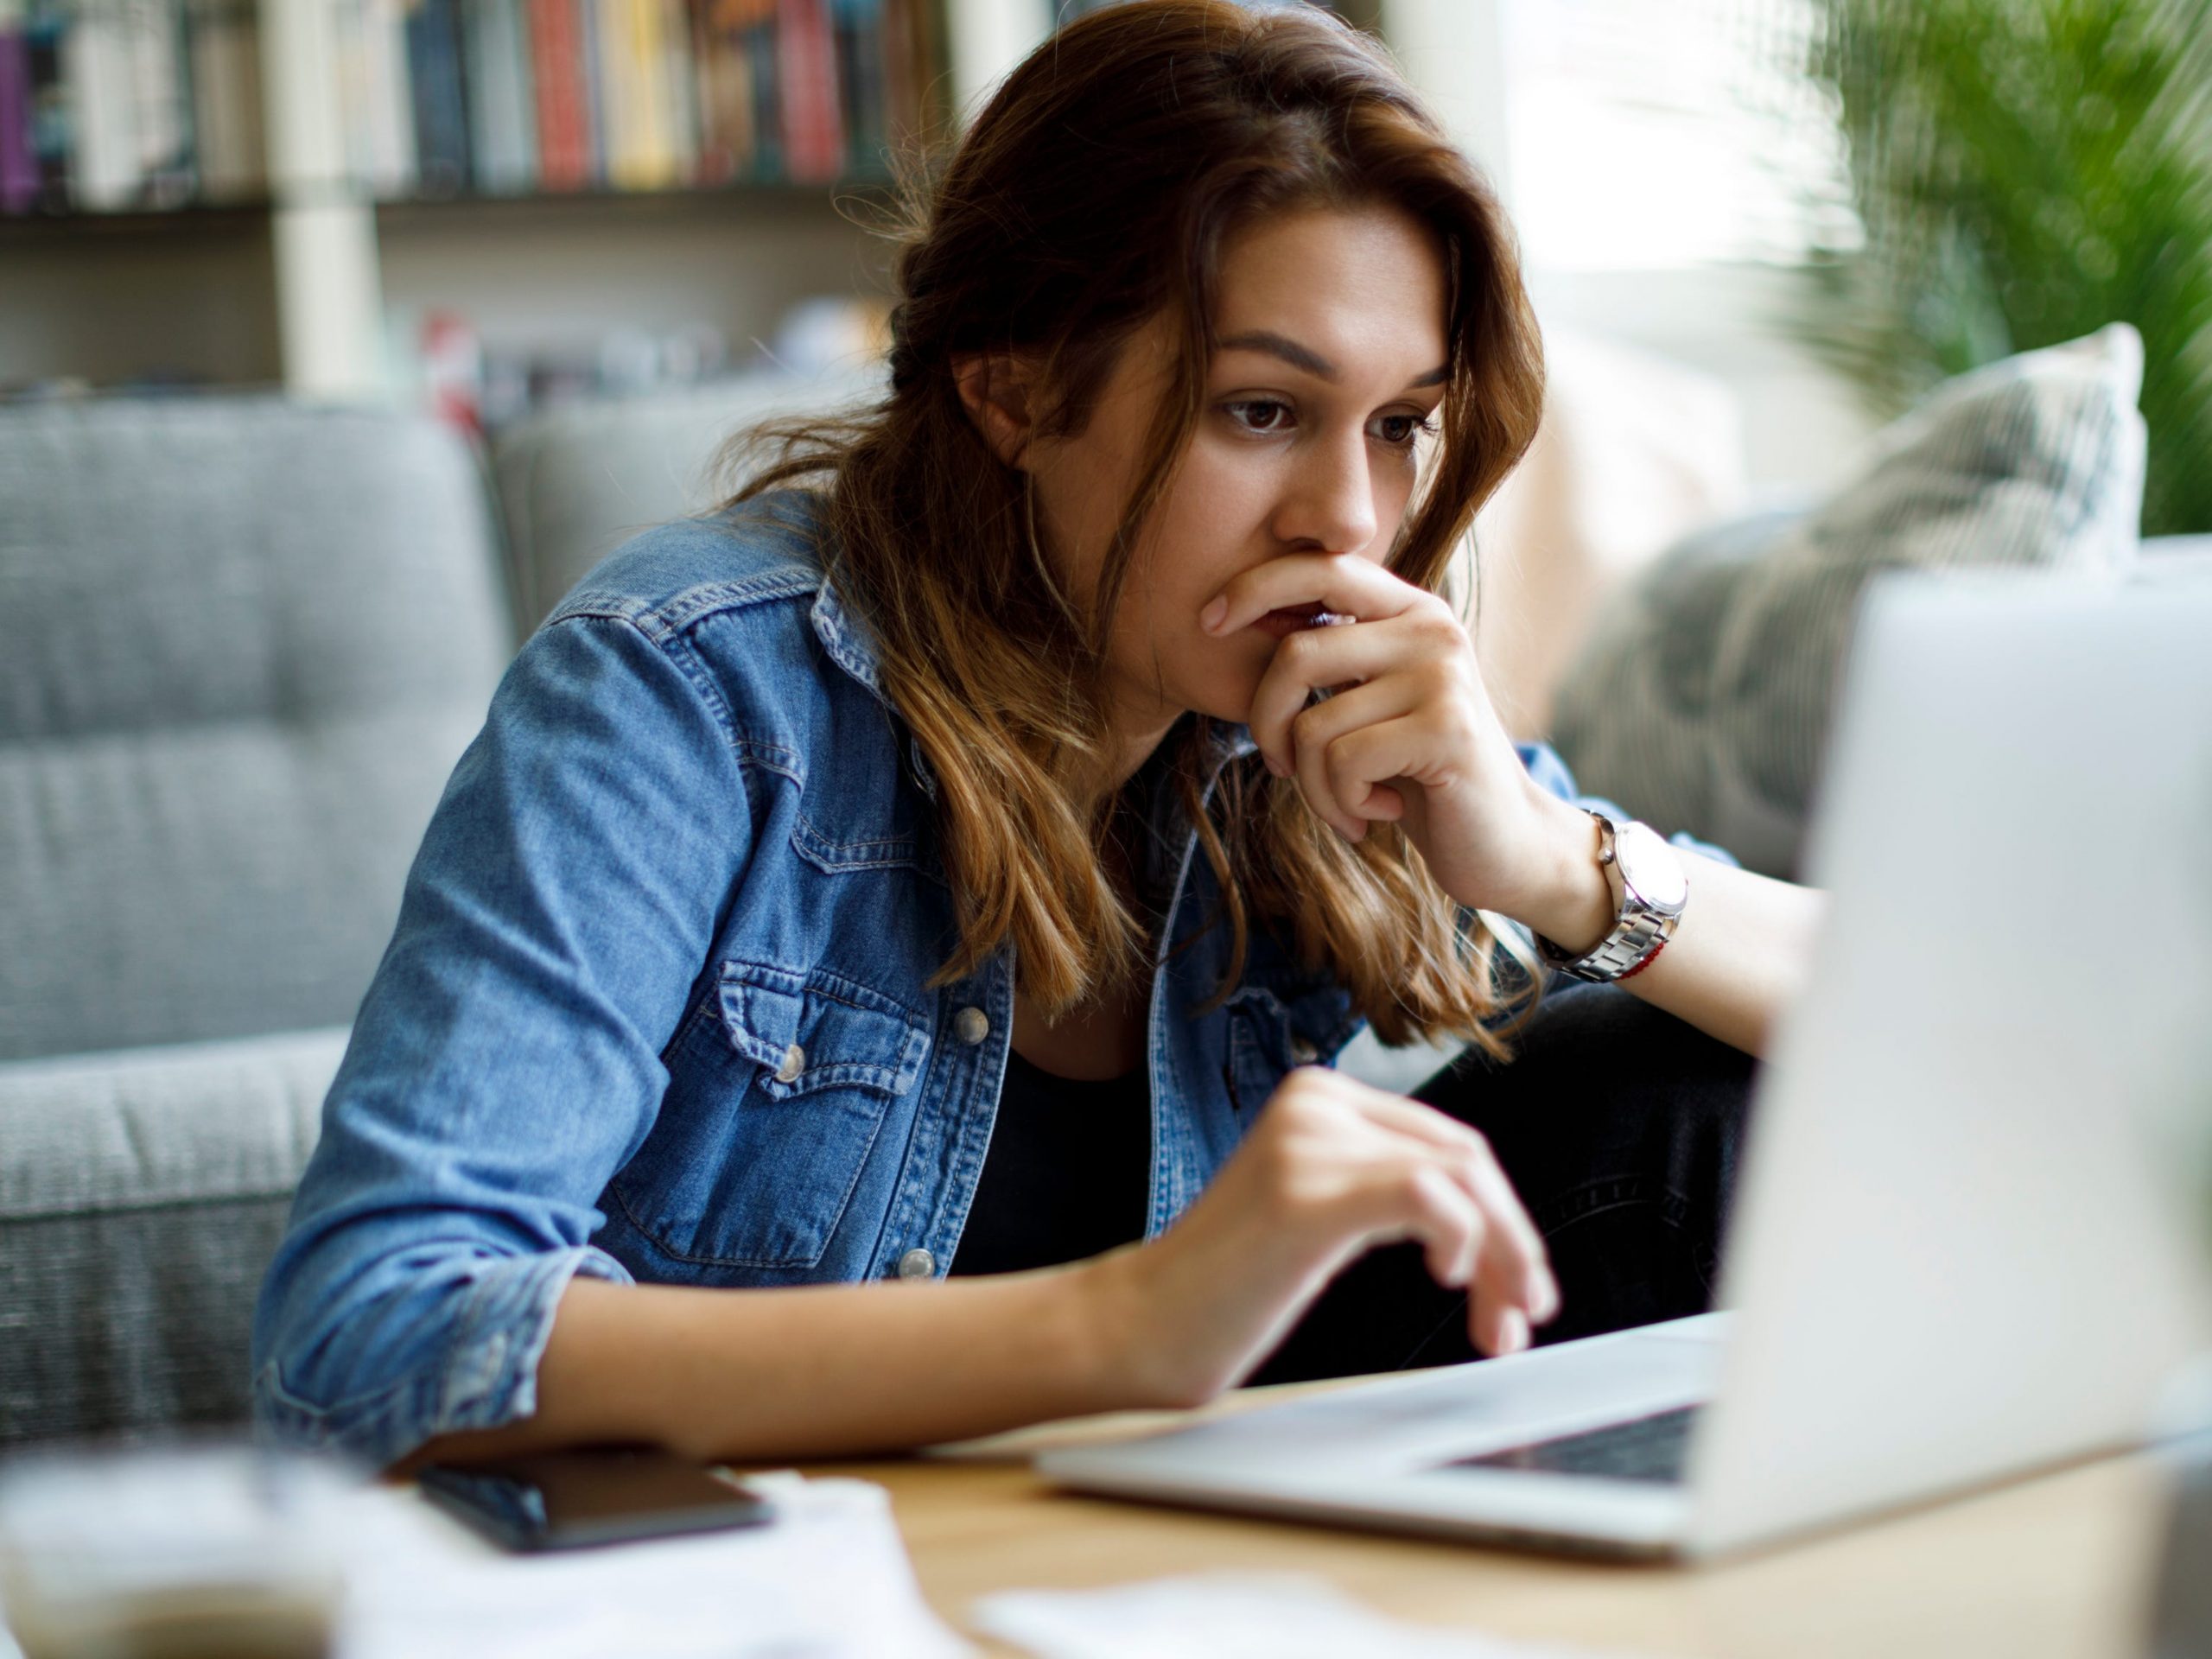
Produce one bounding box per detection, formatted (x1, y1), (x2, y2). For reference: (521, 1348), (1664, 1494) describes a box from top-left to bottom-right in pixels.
(952, 352), (1043, 471)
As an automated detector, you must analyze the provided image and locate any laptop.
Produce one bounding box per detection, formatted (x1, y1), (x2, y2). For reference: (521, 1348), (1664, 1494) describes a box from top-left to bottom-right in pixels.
(1038, 566), (2212, 1560)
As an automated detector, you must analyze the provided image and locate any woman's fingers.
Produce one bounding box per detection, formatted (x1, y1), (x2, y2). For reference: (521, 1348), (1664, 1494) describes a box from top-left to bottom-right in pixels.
(1351, 1091), (1560, 1339)
(1310, 713), (1439, 837)
(1355, 1096), (1554, 1291)
(1202, 550), (1427, 640)
(1347, 1147), (1531, 1359)
(1289, 681), (1417, 839)
(1256, 675), (1422, 839)
(1481, 1305), (1533, 1361)
(1251, 635), (1472, 844)
(1245, 614), (1421, 775)
(1283, 1074), (1555, 1355)
(1245, 601), (1461, 774)
(1152, 1070), (1560, 1397)
(1394, 1163), (1483, 1290)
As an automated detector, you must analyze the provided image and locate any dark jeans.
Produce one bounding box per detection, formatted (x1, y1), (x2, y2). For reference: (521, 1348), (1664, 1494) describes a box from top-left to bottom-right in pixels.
(1248, 982), (1760, 1386)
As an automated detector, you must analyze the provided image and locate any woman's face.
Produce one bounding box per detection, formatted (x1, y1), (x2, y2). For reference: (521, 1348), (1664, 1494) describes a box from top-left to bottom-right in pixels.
(1026, 201), (1452, 772)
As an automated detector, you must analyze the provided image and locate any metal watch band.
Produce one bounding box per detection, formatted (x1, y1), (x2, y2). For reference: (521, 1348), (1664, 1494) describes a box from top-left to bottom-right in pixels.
(1538, 903), (1678, 983)
(1533, 810), (1683, 984)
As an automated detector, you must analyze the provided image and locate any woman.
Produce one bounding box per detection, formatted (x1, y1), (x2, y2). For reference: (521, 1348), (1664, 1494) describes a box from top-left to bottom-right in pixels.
(253, 0), (1826, 1473)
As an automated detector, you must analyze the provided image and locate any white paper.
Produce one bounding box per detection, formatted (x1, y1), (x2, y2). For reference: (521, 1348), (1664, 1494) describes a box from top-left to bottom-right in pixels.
(971, 1571), (1654, 1659)
(334, 1472), (969, 1659)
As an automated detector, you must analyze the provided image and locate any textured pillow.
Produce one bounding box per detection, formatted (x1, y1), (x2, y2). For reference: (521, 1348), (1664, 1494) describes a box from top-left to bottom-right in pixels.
(1548, 323), (2149, 879)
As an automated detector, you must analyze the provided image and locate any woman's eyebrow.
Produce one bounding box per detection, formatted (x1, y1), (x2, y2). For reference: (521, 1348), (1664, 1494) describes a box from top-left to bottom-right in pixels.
(1217, 329), (1449, 389)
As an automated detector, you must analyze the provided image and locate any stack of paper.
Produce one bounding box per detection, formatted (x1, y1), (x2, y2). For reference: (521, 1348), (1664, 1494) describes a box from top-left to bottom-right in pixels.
(336, 1472), (967, 1659)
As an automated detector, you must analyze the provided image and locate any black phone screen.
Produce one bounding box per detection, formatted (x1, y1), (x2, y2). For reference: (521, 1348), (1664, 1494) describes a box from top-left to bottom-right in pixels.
(416, 1447), (776, 1552)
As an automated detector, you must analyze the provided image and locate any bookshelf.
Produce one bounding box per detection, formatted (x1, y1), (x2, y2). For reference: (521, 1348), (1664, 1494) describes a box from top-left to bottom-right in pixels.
(0, 0), (1433, 409)
(0, 0), (1051, 404)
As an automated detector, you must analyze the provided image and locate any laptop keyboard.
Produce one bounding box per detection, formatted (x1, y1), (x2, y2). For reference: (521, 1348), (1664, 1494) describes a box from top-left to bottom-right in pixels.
(1443, 1405), (1702, 1485)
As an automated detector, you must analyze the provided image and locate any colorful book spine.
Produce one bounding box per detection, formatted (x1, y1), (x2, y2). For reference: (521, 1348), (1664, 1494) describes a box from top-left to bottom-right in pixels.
(773, 0), (837, 183)
(593, 0), (636, 184)
(363, 0), (419, 195)
(879, 0), (929, 149)
(691, 0), (763, 185)
(827, 0), (878, 179)
(183, 0), (264, 200)
(467, 0), (537, 192)
(741, 6), (775, 180)
(125, 0), (195, 206)
(23, 0), (67, 208)
(353, 0), (930, 200)
(623, 0), (674, 186)
(574, 0), (603, 181)
(404, 0), (470, 194)
(0, 0), (36, 211)
(654, 0), (692, 181)
(525, 0), (587, 188)
(63, 0), (137, 207)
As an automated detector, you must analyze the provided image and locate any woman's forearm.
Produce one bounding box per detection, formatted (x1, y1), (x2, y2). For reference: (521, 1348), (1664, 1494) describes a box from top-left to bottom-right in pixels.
(395, 1259), (1151, 1473)
(391, 1047), (1587, 1478)
(1514, 790), (1830, 1060)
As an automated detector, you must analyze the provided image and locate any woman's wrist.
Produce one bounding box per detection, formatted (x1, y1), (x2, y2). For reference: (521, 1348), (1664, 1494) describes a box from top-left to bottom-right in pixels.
(1075, 1242), (1210, 1412)
(1506, 791), (1618, 957)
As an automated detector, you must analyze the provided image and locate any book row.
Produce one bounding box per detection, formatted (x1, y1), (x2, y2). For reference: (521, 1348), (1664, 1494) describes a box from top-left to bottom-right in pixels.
(0, 0), (941, 215)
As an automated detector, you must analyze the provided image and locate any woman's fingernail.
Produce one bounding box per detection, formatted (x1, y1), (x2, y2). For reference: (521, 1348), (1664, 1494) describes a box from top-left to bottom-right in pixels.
(1264, 753), (1287, 778)
(1199, 595), (1227, 632)
(1499, 1308), (1530, 1354)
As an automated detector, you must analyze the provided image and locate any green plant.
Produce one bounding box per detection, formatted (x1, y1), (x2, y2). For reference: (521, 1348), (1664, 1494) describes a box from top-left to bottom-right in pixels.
(1792, 0), (2212, 537)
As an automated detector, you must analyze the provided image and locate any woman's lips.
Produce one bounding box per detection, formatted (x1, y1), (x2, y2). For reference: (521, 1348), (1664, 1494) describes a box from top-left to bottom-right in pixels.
(1251, 603), (1355, 639)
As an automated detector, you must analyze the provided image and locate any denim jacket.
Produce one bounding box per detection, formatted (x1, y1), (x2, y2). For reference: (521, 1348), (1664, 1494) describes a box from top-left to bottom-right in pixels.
(251, 488), (1733, 1469)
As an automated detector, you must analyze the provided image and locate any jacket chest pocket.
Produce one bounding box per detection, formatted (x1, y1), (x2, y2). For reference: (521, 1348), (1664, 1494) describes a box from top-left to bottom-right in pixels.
(613, 957), (931, 1269)
(1220, 978), (1358, 1118)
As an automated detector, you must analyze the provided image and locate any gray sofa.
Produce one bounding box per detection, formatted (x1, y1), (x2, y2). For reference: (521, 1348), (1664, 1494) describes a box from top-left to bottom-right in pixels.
(0, 399), (509, 1445)
(0, 370), (874, 1446)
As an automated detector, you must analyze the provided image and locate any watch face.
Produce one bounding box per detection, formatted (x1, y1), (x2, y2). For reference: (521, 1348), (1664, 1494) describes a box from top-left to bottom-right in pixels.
(1614, 822), (1689, 911)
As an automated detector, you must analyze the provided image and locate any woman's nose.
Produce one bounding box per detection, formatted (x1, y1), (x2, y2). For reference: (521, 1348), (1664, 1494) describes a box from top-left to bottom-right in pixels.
(1272, 426), (1379, 556)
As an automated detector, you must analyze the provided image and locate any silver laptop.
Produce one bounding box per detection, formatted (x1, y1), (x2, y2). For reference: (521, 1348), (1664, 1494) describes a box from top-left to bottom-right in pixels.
(1039, 566), (2212, 1559)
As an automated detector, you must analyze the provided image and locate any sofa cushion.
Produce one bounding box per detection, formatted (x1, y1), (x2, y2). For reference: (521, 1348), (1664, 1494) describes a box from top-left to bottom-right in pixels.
(491, 364), (887, 637)
(0, 1027), (343, 1443)
(1548, 324), (2149, 879)
(0, 397), (512, 1062)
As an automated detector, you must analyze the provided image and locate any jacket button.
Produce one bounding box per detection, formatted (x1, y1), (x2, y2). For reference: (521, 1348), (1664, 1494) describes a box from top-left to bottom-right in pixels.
(774, 1043), (806, 1083)
(896, 1248), (936, 1280)
(954, 1006), (989, 1046)
(1289, 1037), (1319, 1065)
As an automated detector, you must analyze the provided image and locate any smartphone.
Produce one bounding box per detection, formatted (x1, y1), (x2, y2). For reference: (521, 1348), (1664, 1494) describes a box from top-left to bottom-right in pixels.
(416, 1446), (776, 1553)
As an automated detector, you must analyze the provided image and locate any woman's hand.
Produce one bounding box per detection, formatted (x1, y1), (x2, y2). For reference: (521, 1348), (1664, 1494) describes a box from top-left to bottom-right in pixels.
(1090, 1065), (1560, 1410)
(1199, 551), (1568, 921)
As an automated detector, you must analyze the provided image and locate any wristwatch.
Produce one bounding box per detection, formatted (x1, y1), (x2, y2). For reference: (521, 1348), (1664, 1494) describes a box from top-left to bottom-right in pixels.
(1533, 809), (1690, 983)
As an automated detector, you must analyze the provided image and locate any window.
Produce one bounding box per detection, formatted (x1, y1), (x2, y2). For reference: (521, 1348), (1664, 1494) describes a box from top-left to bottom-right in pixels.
(1499, 0), (1855, 271)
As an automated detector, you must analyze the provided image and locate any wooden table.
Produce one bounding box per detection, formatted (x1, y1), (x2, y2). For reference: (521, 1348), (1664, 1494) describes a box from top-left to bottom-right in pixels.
(783, 1391), (2177, 1658)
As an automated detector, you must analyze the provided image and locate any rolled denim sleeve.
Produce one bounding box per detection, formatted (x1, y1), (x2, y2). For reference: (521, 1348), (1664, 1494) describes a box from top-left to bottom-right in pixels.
(252, 609), (754, 1470)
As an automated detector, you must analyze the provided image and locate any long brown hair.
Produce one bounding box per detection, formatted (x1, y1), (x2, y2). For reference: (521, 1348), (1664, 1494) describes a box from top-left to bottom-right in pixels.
(721, 0), (1548, 1053)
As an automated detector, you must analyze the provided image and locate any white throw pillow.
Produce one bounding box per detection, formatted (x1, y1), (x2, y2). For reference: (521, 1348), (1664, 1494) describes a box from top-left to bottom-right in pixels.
(1549, 323), (2149, 878)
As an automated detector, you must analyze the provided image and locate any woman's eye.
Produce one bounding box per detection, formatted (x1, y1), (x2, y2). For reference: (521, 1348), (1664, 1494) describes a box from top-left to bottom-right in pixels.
(1220, 401), (1435, 446)
(1373, 412), (1439, 448)
(1223, 399), (1294, 434)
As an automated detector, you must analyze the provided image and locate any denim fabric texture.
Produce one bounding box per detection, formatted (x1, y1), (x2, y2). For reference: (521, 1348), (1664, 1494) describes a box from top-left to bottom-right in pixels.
(251, 487), (1737, 1469)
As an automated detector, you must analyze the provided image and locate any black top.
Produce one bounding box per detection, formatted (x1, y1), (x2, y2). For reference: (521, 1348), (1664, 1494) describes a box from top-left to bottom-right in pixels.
(945, 1046), (1152, 1277)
